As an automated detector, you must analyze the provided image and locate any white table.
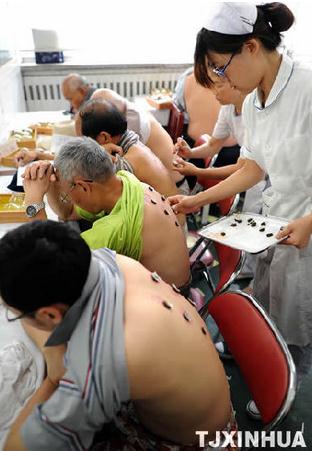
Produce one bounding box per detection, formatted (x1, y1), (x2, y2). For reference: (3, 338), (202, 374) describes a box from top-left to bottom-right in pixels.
(134, 97), (170, 126)
(0, 111), (69, 143)
(0, 172), (58, 240)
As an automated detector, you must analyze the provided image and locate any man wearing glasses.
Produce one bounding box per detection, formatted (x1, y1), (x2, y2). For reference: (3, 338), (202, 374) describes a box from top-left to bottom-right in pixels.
(1, 220), (233, 451)
(22, 137), (190, 293)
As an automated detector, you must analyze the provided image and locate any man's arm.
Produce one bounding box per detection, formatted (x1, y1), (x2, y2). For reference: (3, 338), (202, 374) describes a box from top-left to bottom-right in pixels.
(23, 162), (54, 221)
(23, 160), (79, 221)
(4, 378), (58, 451)
(15, 149), (54, 166)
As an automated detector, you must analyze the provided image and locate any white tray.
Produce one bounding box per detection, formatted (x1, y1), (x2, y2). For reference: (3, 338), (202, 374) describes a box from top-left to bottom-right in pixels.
(198, 212), (289, 254)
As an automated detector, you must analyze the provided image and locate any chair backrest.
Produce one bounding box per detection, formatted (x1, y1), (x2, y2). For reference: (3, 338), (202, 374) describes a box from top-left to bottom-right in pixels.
(214, 241), (245, 294)
(194, 134), (240, 217)
(167, 103), (184, 143)
(199, 242), (245, 319)
(208, 290), (297, 430)
(194, 134), (209, 147)
(197, 174), (240, 217)
(218, 193), (240, 216)
(193, 134), (213, 168)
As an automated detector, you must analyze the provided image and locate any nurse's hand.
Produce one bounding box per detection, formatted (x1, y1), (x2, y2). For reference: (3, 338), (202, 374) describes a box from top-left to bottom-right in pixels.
(174, 137), (192, 159)
(276, 215), (312, 249)
(172, 157), (198, 176)
(168, 194), (201, 215)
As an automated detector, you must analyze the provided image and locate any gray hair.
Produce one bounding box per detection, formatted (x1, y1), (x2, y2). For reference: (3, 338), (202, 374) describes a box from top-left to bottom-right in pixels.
(55, 137), (115, 182)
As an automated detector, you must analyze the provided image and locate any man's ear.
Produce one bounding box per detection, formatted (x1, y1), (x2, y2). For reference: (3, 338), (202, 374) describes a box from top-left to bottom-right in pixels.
(36, 305), (67, 327)
(96, 131), (112, 145)
(75, 178), (93, 194)
(78, 86), (88, 96)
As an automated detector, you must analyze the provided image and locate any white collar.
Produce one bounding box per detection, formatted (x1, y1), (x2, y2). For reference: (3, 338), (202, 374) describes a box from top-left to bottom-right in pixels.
(254, 53), (294, 110)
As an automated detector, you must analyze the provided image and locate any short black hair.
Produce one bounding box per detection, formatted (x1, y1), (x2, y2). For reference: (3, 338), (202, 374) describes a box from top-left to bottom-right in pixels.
(0, 221), (91, 313)
(80, 99), (127, 139)
(195, 2), (295, 87)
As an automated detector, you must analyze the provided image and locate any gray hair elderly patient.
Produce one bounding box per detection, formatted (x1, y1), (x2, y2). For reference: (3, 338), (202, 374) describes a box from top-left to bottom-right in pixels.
(22, 137), (190, 291)
(62, 73), (97, 114)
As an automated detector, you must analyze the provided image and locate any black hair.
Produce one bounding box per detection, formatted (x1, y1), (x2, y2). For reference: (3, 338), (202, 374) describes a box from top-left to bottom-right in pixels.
(0, 221), (91, 313)
(80, 99), (128, 139)
(195, 2), (295, 87)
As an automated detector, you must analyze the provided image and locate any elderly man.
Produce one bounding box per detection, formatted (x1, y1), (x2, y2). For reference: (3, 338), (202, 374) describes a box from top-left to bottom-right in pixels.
(1, 221), (233, 451)
(23, 137), (190, 290)
(77, 99), (182, 206)
(62, 73), (96, 113)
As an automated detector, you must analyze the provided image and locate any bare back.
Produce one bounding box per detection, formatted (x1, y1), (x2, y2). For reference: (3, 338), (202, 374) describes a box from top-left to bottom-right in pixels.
(125, 143), (177, 198)
(185, 73), (221, 140)
(146, 115), (175, 168)
(125, 143), (185, 225)
(116, 254), (231, 444)
(140, 186), (190, 288)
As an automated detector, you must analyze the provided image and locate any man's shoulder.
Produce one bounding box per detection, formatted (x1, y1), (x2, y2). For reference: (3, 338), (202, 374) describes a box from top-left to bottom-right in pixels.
(117, 169), (144, 186)
(81, 214), (121, 250)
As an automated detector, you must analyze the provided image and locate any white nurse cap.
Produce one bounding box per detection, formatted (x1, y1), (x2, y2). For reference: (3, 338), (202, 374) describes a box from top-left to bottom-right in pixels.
(204, 2), (258, 35)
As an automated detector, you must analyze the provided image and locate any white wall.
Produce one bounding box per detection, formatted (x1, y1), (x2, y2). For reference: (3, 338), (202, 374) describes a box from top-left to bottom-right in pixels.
(0, 59), (26, 134)
(5, 0), (312, 64)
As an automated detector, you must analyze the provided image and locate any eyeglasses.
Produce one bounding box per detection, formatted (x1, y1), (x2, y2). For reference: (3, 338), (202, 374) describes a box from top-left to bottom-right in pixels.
(209, 52), (236, 78)
(5, 306), (36, 322)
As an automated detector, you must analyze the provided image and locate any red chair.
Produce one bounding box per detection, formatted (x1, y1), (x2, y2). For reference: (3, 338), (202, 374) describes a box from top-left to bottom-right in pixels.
(197, 241), (245, 318)
(167, 103), (184, 143)
(208, 290), (297, 430)
(213, 241), (245, 294)
(190, 237), (245, 319)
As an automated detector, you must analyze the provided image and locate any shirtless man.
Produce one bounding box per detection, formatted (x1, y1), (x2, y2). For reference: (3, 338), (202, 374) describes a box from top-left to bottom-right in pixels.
(22, 137), (190, 289)
(91, 88), (176, 174)
(14, 73), (95, 166)
(76, 99), (181, 204)
(174, 69), (222, 143)
(2, 221), (232, 450)
(185, 71), (221, 141)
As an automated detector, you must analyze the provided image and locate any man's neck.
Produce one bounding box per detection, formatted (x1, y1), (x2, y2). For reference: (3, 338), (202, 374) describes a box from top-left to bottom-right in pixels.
(96, 176), (123, 213)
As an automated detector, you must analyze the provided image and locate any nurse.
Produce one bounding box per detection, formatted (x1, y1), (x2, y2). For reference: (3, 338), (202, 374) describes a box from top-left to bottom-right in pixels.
(169, 2), (312, 385)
